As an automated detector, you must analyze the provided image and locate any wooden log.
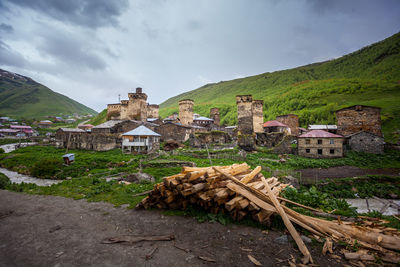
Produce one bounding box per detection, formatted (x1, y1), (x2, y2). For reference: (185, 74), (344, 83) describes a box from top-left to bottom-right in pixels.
(225, 196), (243, 211)
(241, 166), (262, 184)
(261, 176), (313, 264)
(192, 183), (206, 193)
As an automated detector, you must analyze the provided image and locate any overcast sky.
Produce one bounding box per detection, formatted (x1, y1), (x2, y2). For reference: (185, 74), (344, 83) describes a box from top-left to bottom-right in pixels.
(0, 0), (399, 112)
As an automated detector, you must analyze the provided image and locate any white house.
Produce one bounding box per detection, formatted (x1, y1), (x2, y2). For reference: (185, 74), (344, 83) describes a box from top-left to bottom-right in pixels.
(122, 125), (161, 154)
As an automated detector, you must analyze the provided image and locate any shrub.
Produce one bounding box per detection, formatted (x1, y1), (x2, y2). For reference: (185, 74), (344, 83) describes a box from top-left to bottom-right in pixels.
(30, 158), (63, 179)
(0, 173), (11, 189)
(0, 148), (4, 154)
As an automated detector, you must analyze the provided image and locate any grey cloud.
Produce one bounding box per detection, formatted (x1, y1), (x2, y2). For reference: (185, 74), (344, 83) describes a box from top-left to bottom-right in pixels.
(2, 0), (129, 28)
(0, 40), (27, 68)
(0, 23), (13, 33)
(35, 28), (107, 70)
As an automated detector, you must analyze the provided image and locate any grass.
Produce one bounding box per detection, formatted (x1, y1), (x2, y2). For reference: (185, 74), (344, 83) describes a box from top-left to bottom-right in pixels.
(154, 32), (400, 142)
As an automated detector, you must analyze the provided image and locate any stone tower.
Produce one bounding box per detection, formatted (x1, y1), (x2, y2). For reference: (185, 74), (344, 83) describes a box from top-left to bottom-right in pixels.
(147, 104), (159, 119)
(336, 105), (382, 137)
(179, 99), (194, 125)
(127, 87), (148, 122)
(252, 100), (264, 133)
(210, 108), (220, 126)
(236, 95), (253, 134)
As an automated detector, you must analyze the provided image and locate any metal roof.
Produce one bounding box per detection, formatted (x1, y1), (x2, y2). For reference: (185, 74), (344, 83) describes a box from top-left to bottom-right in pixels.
(59, 128), (85, 133)
(298, 130), (343, 138)
(147, 118), (158, 122)
(194, 116), (214, 121)
(263, 120), (288, 127)
(10, 125), (33, 129)
(308, 125), (337, 130)
(122, 125), (161, 136)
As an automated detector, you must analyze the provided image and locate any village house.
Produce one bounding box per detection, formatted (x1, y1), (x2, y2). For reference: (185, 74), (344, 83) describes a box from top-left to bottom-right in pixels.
(65, 118), (76, 124)
(347, 131), (385, 154)
(192, 116), (214, 127)
(263, 120), (289, 133)
(0, 128), (19, 137)
(10, 125), (34, 136)
(336, 105), (382, 137)
(122, 125), (161, 154)
(77, 124), (94, 131)
(298, 130), (345, 158)
(39, 120), (53, 128)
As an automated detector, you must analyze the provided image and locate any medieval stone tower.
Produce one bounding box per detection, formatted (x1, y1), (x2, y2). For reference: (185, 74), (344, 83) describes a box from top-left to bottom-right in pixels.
(236, 95), (254, 134)
(252, 100), (264, 133)
(127, 87), (148, 122)
(210, 107), (220, 126)
(179, 99), (194, 125)
(336, 105), (382, 137)
(147, 104), (159, 119)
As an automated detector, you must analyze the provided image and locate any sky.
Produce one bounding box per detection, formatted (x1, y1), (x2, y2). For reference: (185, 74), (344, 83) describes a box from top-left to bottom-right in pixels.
(0, 0), (399, 112)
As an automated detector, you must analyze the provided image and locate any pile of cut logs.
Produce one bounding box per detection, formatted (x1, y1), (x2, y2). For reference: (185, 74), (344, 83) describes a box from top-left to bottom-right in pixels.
(137, 163), (400, 265)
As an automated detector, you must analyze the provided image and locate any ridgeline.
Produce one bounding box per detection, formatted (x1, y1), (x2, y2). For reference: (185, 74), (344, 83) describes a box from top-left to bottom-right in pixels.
(0, 69), (97, 119)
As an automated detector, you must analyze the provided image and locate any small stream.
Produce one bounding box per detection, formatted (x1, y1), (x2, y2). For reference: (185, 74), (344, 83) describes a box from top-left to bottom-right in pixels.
(0, 168), (63, 186)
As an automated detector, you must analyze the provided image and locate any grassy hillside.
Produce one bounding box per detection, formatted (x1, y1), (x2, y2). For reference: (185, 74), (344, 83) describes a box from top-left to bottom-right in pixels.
(0, 69), (97, 119)
(159, 32), (400, 142)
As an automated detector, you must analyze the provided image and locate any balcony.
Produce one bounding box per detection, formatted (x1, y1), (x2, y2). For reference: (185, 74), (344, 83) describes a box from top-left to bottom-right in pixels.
(122, 139), (148, 146)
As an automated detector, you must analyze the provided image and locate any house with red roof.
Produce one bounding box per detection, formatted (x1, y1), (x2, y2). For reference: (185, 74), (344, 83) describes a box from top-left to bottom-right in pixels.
(263, 120), (290, 133)
(298, 130), (345, 158)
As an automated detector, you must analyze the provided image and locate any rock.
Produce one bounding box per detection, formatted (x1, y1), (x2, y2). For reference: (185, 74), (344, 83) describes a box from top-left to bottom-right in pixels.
(125, 173), (155, 184)
(281, 176), (300, 189)
(301, 235), (312, 244)
(274, 235), (288, 245)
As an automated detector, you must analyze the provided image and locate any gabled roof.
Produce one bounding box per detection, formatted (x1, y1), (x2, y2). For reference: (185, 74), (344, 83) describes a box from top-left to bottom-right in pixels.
(122, 125), (161, 136)
(308, 125), (337, 130)
(58, 128), (85, 133)
(10, 125), (33, 129)
(194, 116), (214, 121)
(298, 130), (343, 138)
(263, 120), (288, 127)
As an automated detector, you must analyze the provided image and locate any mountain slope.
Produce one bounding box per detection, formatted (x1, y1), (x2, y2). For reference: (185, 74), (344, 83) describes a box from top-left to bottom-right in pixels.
(0, 69), (97, 119)
(159, 32), (400, 142)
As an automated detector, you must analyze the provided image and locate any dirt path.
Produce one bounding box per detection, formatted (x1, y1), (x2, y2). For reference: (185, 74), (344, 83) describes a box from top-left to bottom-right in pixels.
(0, 190), (346, 266)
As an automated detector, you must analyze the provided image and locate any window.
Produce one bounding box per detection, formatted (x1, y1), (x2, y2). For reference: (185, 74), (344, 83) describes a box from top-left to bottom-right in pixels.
(317, 149), (323, 155)
(330, 149), (335, 154)
(305, 139), (310, 144)
(317, 139), (322, 145)
(360, 139), (363, 142)
(306, 149), (310, 153)
(330, 139), (334, 144)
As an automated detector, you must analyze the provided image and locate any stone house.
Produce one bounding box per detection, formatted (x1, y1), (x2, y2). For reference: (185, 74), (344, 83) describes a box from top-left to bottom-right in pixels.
(192, 116), (214, 127)
(298, 130), (344, 158)
(276, 114), (299, 136)
(189, 130), (232, 148)
(263, 120), (289, 133)
(336, 105), (382, 137)
(347, 131), (385, 154)
(122, 125), (161, 154)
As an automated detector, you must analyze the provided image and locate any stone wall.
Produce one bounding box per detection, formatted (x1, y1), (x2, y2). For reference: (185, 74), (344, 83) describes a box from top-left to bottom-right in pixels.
(276, 114), (299, 136)
(155, 123), (192, 143)
(348, 131), (385, 154)
(147, 104), (159, 118)
(56, 131), (119, 151)
(179, 99), (194, 125)
(210, 108), (220, 126)
(298, 137), (344, 158)
(189, 131), (232, 148)
(252, 100), (264, 133)
(336, 105), (382, 137)
(107, 104), (121, 120)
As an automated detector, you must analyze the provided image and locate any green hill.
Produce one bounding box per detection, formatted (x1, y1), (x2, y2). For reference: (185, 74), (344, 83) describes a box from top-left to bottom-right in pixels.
(0, 69), (97, 119)
(159, 32), (400, 142)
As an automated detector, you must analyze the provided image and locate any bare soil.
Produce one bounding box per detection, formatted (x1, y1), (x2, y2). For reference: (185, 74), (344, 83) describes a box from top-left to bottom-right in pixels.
(0, 190), (346, 266)
(298, 166), (400, 183)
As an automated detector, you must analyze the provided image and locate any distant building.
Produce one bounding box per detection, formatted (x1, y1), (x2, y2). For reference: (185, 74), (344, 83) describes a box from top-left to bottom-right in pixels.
(263, 120), (289, 133)
(0, 129), (19, 137)
(347, 131), (385, 154)
(193, 116), (214, 127)
(298, 130), (344, 158)
(10, 125), (33, 136)
(122, 125), (161, 154)
(77, 124), (94, 131)
(0, 117), (10, 123)
(65, 118), (76, 124)
(39, 120), (53, 128)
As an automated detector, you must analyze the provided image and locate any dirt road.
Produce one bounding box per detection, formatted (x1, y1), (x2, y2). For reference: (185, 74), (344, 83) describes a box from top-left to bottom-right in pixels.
(0, 190), (345, 266)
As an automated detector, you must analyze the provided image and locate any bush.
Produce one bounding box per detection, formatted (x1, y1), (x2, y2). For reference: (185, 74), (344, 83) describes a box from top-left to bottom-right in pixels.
(0, 148), (4, 154)
(0, 173), (11, 189)
(30, 158), (63, 179)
